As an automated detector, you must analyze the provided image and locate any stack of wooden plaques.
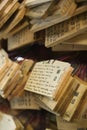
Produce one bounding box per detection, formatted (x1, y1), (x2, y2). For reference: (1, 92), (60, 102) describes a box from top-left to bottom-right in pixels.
(12, 58), (87, 122)
(34, 75), (87, 122)
(1, 49), (87, 122)
(6, 0), (87, 51)
(0, 48), (40, 110)
(24, 59), (73, 99)
(0, 49), (33, 99)
(0, 0), (29, 40)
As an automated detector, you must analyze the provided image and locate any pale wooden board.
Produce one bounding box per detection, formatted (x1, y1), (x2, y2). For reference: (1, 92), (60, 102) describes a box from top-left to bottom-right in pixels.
(35, 94), (58, 111)
(53, 67), (73, 100)
(0, 59), (13, 82)
(26, 2), (51, 19)
(54, 76), (74, 111)
(57, 116), (87, 130)
(63, 32), (87, 45)
(20, 59), (35, 75)
(7, 76), (23, 99)
(35, 94), (60, 116)
(6, 18), (29, 39)
(0, 0), (20, 28)
(71, 77), (87, 120)
(0, 49), (9, 75)
(8, 75), (28, 100)
(45, 11), (87, 47)
(1, 6), (26, 39)
(34, 76), (73, 113)
(56, 79), (80, 115)
(0, 0), (12, 15)
(54, 77), (74, 111)
(2, 71), (22, 98)
(52, 43), (87, 52)
(8, 26), (34, 51)
(42, 0), (76, 19)
(25, 0), (52, 7)
(10, 91), (40, 110)
(72, 91), (87, 120)
(24, 60), (71, 98)
(42, 0), (60, 19)
(7, 59), (35, 99)
(63, 84), (87, 121)
(0, 62), (20, 92)
(30, 5), (87, 33)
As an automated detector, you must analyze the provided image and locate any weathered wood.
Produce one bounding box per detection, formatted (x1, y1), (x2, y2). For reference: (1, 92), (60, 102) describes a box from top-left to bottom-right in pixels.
(0, 0), (12, 15)
(63, 84), (87, 121)
(0, 62), (20, 92)
(25, 0), (52, 7)
(30, 5), (87, 33)
(2, 6), (26, 39)
(52, 43), (87, 51)
(0, 0), (20, 28)
(7, 18), (29, 39)
(45, 11), (87, 47)
(8, 26), (35, 51)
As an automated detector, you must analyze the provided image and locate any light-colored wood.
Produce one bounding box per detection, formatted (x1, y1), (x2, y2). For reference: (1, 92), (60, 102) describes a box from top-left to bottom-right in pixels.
(57, 116), (87, 130)
(20, 59), (35, 75)
(7, 19), (29, 39)
(0, 49), (9, 75)
(57, 79), (80, 115)
(7, 59), (35, 99)
(63, 32), (87, 45)
(54, 67), (73, 100)
(8, 26), (34, 51)
(54, 77), (74, 113)
(0, 0), (20, 28)
(30, 5), (87, 32)
(42, 0), (76, 19)
(72, 76), (87, 119)
(54, 76), (73, 111)
(45, 11), (87, 47)
(0, 59), (13, 82)
(63, 84), (87, 121)
(35, 95), (59, 116)
(1, 6), (26, 39)
(24, 60), (71, 98)
(10, 91), (40, 110)
(8, 75), (28, 99)
(72, 91), (87, 119)
(35, 76), (74, 115)
(42, 0), (60, 19)
(7, 76), (24, 100)
(35, 94), (58, 111)
(52, 43), (87, 51)
(25, 0), (52, 7)
(74, 4), (87, 15)
(2, 71), (22, 98)
(26, 2), (51, 19)
(0, 0), (12, 15)
(0, 62), (20, 92)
